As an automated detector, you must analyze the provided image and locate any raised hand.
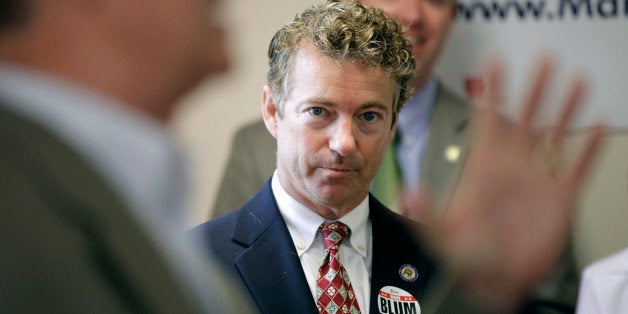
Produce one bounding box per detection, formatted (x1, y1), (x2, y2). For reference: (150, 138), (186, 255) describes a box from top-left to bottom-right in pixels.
(406, 58), (605, 312)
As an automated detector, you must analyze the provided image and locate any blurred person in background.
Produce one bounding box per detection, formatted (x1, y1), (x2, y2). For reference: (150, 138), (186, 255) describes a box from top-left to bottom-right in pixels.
(576, 247), (628, 313)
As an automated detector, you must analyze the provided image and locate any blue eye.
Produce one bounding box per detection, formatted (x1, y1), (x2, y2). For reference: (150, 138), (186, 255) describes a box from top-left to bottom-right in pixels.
(309, 107), (324, 115)
(362, 112), (378, 122)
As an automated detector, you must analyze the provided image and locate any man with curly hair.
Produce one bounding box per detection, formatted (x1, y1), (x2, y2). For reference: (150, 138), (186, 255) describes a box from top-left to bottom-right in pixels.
(211, 0), (583, 312)
(212, 0), (468, 219)
(194, 2), (438, 313)
(192, 1), (603, 313)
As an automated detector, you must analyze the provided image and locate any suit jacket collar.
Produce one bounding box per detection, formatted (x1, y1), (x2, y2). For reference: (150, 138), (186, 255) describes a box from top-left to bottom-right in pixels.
(232, 180), (318, 313)
(369, 196), (437, 314)
(420, 82), (471, 204)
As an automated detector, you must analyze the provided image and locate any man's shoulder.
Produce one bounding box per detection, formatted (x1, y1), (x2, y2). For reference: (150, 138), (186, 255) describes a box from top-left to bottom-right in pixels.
(0, 105), (59, 150)
(434, 81), (471, 113)
(369, 196), (424, 241)
(0, 106), (112, 194)
(191, 210), (239, 241)
(228, 119), (277, 161)
(195, 182), (279, 244)
(370, 195), (415, 222)
(191, 184), (285, 269)
(234, 119), (274, 142)
(189, 211), (243, 266)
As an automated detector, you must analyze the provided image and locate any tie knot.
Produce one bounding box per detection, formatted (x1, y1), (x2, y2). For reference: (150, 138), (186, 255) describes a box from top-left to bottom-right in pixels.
(321, 222), (351, 251)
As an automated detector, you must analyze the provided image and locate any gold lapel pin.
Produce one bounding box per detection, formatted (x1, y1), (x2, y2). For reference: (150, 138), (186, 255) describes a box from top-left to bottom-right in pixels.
(444, 145), (461, 163)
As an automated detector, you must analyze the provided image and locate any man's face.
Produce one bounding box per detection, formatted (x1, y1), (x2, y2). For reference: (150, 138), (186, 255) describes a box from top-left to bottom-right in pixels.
(263, 43), (397, 219)
(111, 0), (229, 91)
(360, 0), (455, 88)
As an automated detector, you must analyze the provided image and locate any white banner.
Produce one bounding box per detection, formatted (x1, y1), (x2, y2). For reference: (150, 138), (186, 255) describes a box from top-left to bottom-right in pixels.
(436, 0), (628, 129)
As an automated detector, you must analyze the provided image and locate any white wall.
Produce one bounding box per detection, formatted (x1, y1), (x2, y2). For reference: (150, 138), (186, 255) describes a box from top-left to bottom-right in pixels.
(436, 0), (628, 128)
(571, 131), (628, 271)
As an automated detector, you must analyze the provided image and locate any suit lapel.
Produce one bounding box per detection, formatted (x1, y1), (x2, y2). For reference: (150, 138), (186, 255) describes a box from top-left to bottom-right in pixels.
(232, 183), (318, 313)
(370, 137), (403, 211)
(369, 196), (437, 314)
(421, 83), (470, 204)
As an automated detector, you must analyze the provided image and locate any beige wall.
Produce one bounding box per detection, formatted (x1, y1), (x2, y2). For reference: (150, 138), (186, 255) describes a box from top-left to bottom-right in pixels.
(170, 0), (317, 225)
(571, 131), (628, 270)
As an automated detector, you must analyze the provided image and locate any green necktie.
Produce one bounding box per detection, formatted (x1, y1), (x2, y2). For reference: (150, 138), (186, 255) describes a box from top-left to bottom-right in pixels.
(370, 142), (402, 212)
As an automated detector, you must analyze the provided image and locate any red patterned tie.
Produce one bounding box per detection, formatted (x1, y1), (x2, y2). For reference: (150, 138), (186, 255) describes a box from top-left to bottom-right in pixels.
(316, 222), (361, 314)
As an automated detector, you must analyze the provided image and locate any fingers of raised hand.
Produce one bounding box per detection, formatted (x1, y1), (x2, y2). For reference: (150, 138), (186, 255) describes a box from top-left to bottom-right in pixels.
(531, 76), (587, 176)
(520, 58), (554, 137)
(548, 75), (586, 148)
(474, 59), (506, 138)
(562, 125), (605, 200)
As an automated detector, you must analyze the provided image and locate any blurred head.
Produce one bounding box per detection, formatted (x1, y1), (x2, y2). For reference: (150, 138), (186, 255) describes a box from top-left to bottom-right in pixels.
(262, 0), (413, 218)
(266, 0), (415, 127)
(359, 0), (457, 89)
(0, 0), (230, 121)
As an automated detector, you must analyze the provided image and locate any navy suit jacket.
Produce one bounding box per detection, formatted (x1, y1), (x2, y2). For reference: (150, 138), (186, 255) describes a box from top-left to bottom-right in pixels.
(192, 180), (438, 313)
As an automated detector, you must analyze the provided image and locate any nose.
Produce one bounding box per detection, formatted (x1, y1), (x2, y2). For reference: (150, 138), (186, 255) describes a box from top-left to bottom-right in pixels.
(388, 0), (424, 28)
(329, 118), (357, 157)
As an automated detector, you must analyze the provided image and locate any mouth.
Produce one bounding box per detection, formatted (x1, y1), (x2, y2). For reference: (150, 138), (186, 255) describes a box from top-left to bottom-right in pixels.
(319, 167), (356, 179)
(322, 167), (353, 173)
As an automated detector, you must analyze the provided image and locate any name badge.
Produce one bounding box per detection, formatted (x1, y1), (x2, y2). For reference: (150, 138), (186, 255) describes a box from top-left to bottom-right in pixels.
(377, 286), (420, 314)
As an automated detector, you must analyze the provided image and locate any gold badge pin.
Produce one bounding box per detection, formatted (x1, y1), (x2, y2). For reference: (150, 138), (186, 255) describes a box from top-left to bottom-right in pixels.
(399, 264), (418, 282)
(444, 145), (461, 163)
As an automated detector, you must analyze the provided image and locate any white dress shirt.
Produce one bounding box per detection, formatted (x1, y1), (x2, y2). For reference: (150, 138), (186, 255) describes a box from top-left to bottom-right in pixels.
(577, 247), (628, 314)
(272, 172), (373, 312)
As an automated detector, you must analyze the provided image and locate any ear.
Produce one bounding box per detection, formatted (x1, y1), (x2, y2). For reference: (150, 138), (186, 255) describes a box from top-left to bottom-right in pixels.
(262, 85), (279, 139)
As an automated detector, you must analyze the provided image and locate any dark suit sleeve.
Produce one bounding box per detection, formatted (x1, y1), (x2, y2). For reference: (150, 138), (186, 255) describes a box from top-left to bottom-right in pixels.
(0, 161), (131, 313)
(211, 121), (277, 218)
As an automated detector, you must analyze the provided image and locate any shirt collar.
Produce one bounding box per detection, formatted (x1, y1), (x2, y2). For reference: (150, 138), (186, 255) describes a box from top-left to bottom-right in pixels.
(272, 171), (369, 258)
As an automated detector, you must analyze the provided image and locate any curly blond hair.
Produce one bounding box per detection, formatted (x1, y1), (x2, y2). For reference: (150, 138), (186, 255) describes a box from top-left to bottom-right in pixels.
(266, 0), (415, 125)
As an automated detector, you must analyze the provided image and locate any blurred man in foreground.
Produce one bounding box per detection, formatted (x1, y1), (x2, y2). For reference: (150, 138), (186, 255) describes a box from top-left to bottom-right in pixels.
(0, 0), (249, 312)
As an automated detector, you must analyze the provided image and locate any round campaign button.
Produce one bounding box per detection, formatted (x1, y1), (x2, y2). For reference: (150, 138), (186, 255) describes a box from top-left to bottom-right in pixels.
(377, 286), (420, 314)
